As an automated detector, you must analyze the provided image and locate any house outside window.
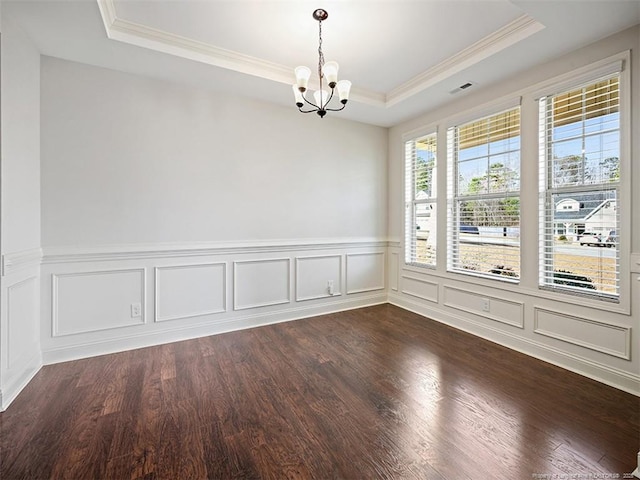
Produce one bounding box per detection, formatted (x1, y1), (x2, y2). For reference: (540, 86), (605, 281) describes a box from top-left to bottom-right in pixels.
(405, 133), (437, 267)
(539, 71), (621, 299)
(447, 107), (521, 280)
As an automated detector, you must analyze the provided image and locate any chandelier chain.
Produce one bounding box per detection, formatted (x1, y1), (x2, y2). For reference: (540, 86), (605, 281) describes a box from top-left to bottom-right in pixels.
(317, 19), (325, 81)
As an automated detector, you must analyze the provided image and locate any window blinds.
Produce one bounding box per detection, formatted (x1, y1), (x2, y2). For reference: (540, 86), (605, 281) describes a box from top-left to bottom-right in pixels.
(405, 134), (437, 267)
(539, 73), (620, 299)
(448, 107), (521, 280)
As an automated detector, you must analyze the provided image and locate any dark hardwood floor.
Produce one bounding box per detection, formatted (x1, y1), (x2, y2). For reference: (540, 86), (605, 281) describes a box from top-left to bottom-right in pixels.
(1, 304), (638, 479)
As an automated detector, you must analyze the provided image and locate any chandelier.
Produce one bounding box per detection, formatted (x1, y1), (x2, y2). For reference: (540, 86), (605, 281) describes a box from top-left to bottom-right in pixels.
(292, 9), (352, 118)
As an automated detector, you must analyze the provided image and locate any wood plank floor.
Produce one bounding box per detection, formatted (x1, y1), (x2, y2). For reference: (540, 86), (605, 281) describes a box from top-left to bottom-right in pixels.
(1, 304), (638, 479)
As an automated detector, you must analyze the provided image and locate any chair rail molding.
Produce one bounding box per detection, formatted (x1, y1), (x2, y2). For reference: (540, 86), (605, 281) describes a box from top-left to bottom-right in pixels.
(41, 238), (391, 264)
(2, 248), (42, 276)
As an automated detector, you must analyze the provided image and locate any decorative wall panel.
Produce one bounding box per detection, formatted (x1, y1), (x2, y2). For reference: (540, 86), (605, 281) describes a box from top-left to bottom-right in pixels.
(234, 258), (290, 310)
(534, 307), (631, 359)
(401, 274), (438, 303)
(155, 263), (226, 322)
(443, 286), (524, 328)
(7, 277), (38, 367)
(296, 255), (342, 301)
(53, 269), (146, 336)
(389, 253), (399, 292)
(346, 252), (385, 294)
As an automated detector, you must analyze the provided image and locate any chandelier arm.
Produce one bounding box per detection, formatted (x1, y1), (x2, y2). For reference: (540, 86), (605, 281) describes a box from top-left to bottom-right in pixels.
(298, 107), (321, 114)
(300, 94), (321, 110)
(323, 87), (346, 111)
(323, 86), (335, 107)
(324, 103), (347, 112)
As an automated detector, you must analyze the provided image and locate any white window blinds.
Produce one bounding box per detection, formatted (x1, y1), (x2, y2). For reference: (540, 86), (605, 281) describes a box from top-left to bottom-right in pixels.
(447, 107), (521, 280)
(405, 133), (437, 267)
(538, 74), (620, 299)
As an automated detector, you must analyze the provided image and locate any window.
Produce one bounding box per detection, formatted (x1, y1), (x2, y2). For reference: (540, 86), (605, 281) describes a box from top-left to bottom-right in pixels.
(405, 133), (437, 267)
(539, 73), (620, 300)
(447, 107), (521, 280)
(556, 199), (580, 212)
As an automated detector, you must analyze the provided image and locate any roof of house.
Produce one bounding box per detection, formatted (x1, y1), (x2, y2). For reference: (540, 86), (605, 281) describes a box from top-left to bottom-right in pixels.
(553, 192), (616, 222)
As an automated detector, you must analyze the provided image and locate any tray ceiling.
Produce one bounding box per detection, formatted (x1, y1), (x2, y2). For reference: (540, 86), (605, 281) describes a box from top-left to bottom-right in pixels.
(4, 0), (640, 126)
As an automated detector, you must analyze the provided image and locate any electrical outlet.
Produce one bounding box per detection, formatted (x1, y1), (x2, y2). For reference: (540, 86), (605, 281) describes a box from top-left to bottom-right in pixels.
(327, 280), (334, 295)
(131, 302), (142, 318)
(481, 298), (490, 312)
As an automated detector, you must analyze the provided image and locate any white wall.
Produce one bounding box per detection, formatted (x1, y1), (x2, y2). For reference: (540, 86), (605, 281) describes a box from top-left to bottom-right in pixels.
(39, 57), (389, 364)
(41, 57), (387, 246)
(0, 15), (42, 410)
(388, 26), (640, 395)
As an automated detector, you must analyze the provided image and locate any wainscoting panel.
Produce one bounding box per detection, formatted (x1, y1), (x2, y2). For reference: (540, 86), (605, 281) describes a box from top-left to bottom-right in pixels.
(401, 274), (438, 303)
(295, 255), (342, 301)
(534, 307), (631, 359)
(631, 253), (640, 273)
(40, 239), (387, 365)
(346, 252), (385, 294)
(155, 263), (226, 322)
(389, 253), (399, 292)
(7, 276), (38, 368)
(234, 258), (291, 310)
(443, 286), (524, 328)
(53, 269), (146, 336)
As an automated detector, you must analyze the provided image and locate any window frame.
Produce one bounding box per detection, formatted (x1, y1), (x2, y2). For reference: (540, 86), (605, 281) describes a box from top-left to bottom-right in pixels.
(446, 105), (522, 282)
(537, 58), (629, 304)
(404, 130), (438, 269)
(396, 52), (631, 315)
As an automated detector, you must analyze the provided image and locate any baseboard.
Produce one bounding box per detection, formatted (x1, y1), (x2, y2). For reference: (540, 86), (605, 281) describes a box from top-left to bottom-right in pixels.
(43, 293), (388, 365)
(388, 292), (640, 397)
(0, 351), (42, 412)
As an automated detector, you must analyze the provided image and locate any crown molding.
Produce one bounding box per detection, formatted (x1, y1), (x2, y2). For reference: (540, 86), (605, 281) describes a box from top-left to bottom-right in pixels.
(386, 14), (545, 107)
(97, 1), (543, 110)
(96, 0), (386, 107)
(98, 0), (291, 84)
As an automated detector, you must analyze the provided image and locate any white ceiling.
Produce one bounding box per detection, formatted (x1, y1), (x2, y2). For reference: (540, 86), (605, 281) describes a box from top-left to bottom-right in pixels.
(4, 0), (640, 127)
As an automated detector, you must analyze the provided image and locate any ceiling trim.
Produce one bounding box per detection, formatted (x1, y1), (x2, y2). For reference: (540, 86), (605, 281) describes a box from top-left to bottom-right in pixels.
(96, 0), (386, 106)
(97, 1), (291, 84)
(386, 14), (545, 107)
(96, 0), (544, 110)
